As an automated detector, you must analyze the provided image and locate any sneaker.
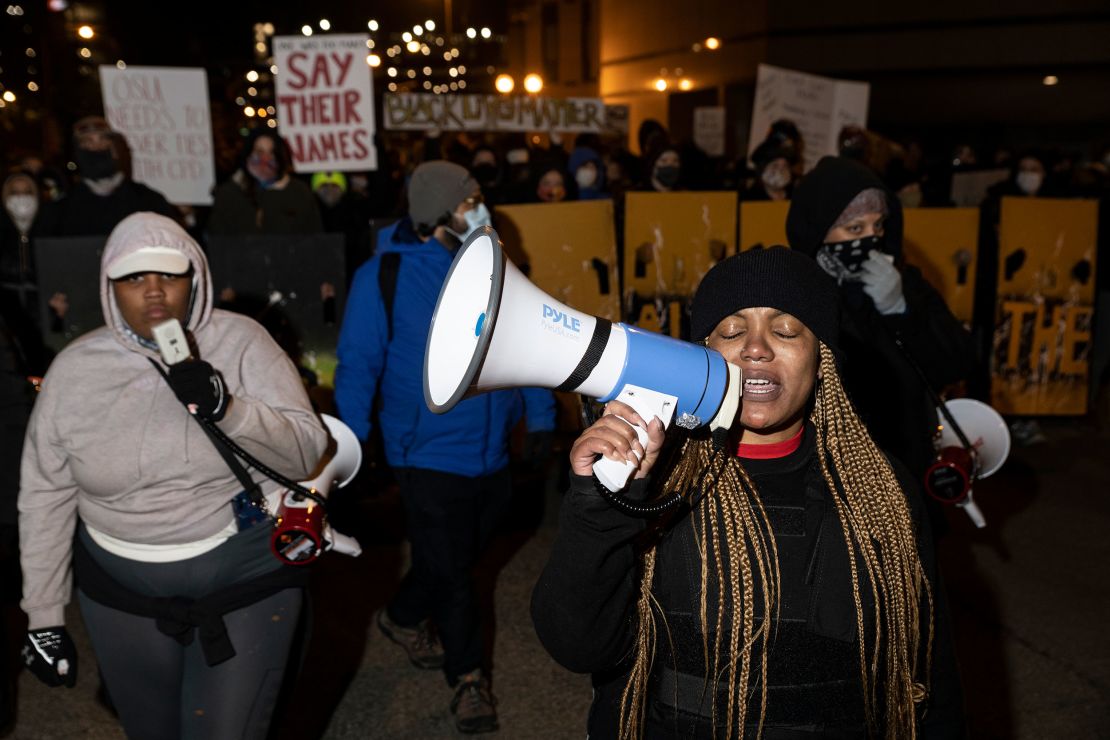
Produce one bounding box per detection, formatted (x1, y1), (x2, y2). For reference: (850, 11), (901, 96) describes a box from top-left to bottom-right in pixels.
(376, 609), (445, 670)
(451, 670), (498, 734)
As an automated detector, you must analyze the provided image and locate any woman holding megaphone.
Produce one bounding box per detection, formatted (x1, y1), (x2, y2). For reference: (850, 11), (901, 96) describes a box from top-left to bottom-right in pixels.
(532, 247), (964, 739)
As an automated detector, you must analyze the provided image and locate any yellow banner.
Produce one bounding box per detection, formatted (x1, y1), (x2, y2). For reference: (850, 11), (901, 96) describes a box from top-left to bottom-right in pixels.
(992, 197), (1098, 415)
(738, 201), (790, 252)
(493, 200), (619, 321)
(623, 192), (737, 335)
(901, 208), (979, 323)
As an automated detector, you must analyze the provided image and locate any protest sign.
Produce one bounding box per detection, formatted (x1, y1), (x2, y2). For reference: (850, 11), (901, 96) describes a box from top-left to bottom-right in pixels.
(749, 64), (869, 172)
(274, 34), (377, 172)
(383, 93), (626, 134)
(494, 200), (619, 322)
(992, 197), (1098, 415)
(623, 192), (737, 337)
(693, 107), (726, 157)
(901, 208), (980, 323)
(99, 66), (215, 205)
(738, 201), (790, 251)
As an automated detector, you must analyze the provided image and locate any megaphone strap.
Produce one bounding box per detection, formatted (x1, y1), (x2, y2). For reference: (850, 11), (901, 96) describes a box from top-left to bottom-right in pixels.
(555, 317), (612, 393)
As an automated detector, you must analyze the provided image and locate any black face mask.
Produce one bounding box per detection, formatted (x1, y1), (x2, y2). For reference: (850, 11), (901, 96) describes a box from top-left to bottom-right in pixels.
(815, 234), (884, 282)
(654, 165), (680, 189)
(76, 148), (119, 180)
(472, 164), (499, 187)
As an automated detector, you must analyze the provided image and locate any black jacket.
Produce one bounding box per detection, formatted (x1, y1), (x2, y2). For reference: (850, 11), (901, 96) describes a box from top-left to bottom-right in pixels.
(786, 157), (974, 480)
(531, 427), (965, 738)
(38, 180), (179, 237)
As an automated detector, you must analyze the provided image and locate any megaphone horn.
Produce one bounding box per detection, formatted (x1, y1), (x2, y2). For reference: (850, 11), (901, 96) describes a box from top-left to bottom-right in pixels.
(423, 226), (743, 497)
(271, 414), (363, 564)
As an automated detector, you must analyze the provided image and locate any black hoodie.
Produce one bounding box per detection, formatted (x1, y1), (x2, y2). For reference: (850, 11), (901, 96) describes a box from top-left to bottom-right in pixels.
(786, 157), (974, 496)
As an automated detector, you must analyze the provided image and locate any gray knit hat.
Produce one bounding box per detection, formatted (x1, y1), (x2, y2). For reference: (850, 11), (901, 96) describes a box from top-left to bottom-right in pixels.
(408, 161), (478, 231)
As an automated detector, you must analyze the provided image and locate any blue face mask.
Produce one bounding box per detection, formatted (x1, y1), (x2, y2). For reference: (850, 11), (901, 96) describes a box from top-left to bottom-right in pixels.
(447, 202), (492, 242)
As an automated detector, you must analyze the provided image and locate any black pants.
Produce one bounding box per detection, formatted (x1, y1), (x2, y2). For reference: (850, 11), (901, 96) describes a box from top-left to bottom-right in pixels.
(388, 466), (511, 684)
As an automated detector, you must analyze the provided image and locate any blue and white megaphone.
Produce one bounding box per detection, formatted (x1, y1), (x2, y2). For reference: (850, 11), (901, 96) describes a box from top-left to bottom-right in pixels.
(423, 226), (742, 493)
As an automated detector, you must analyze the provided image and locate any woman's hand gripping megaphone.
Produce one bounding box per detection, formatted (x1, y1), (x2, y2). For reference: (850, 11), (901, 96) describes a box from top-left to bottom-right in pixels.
(570, 400), (667, 482)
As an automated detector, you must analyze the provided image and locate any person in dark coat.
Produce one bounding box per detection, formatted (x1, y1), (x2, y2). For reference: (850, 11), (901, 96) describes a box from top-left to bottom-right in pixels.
(740, 140), (797, 202)
(38, 117), (179, 237)
(532, 247), (964, 738)
(786, 156), (976, 522)
(208, 129), (322, 236)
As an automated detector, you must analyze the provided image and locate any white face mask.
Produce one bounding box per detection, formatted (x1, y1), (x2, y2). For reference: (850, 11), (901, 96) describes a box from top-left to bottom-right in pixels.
(761, 167), (791, 191)
(1016, 171), (1043, 196)
(575, 166), (598, 189)
(5, 194), (37, 221)
(448, 202), (492, 242)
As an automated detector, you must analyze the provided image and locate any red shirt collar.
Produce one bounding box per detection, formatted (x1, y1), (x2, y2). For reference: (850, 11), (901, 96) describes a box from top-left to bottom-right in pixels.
(736, 426), (805, 460)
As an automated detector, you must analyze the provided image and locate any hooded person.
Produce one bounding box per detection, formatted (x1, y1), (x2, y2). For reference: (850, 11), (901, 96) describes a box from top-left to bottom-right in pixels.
(568, 146), (609, 200)
(641, 145), (682, 192)
(38, 117), (179, 237)
(532, 246), (964, 738)
(17, 212), (328, 739)
(335, 161), (554, 734)
(786, 156), (975, 521)
(742, 139), (797, 202)
(208, 128), (323, 235)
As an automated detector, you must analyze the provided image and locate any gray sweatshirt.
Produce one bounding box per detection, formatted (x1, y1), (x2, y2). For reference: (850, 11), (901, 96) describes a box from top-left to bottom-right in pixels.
(18, 212), (328, 628)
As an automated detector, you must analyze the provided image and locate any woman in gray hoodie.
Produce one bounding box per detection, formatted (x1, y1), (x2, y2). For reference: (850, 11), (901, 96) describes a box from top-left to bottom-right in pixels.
(18, 212), (328, 739)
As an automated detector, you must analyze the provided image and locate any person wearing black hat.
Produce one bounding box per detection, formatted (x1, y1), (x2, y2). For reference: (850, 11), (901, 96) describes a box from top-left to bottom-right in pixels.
(532, 246), (964, 738)
(38, 116), (180, 237)
(335, 160), (554, 733)
(786, 156), (975, 530)
(741, 140), (798, 202)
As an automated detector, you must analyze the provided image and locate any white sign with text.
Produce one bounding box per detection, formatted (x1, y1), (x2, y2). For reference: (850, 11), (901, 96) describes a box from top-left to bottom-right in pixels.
(99, 65), (215, 205)
(749, 64), (870, 172)
(274, 34), (377, 172)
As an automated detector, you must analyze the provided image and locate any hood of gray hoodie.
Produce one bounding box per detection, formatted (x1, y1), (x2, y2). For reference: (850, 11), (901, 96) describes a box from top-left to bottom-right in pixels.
(99, 212), (212, 357)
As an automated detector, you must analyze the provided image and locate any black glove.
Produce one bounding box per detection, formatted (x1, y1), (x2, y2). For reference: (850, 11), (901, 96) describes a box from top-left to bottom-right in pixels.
(23, 627), (78, 688)
(167, 359), (229, 421)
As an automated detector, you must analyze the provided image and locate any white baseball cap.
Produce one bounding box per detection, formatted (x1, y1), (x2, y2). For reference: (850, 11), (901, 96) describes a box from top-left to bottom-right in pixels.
(106, 245), (191, 280)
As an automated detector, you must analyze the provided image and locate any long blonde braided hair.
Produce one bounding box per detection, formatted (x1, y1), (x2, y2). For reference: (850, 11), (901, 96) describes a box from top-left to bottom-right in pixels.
(617, 343), (933, 740)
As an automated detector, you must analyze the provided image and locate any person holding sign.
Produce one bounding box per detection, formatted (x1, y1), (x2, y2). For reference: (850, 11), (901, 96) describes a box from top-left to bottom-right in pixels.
(786, 156), (975, 531)
(532, 247), (963, 738)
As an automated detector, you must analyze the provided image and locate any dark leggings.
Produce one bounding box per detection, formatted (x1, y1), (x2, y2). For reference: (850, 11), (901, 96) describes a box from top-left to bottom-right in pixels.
(76, 524), (302, 740)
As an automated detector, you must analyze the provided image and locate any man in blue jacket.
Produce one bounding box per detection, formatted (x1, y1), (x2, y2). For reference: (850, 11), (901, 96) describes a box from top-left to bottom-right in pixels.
(336, 160), (555, 734)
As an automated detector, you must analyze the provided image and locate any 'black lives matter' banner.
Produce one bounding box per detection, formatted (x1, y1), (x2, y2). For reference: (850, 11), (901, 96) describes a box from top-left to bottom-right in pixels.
(383, 93), (628, 134)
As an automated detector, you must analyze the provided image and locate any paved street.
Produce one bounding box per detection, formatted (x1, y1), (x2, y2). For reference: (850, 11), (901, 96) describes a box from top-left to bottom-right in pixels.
(5, 419), (1110, 738)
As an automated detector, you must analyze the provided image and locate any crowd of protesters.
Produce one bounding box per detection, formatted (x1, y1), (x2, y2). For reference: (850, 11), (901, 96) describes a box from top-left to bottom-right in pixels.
(2, 109), (1110, 737)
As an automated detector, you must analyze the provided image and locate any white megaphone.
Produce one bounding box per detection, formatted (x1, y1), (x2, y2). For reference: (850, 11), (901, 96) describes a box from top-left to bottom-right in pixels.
(924, 399), (1011, 529)
(270, 414), (363, 564)
(423, 226), (743, 494)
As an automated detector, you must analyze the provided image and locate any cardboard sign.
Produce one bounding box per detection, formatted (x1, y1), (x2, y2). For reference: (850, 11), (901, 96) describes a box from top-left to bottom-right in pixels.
(98, 66), (216, 205)
(494, 201), (619, 322)
(992, 197), (1098, 415)
(623, 192), (737, 337)
(738, 200), (790, 252)
(274, 34), (377, 172)
(693, 107), (726, 157)
(749, 64), (869, 172)
(901, 208), (980, 323)
(383, 93), (626, 133)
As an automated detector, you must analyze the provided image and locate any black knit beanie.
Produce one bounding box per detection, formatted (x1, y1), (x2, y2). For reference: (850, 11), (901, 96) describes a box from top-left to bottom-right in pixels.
(690, 246), (840, 356)
(785, 155), (904, 259)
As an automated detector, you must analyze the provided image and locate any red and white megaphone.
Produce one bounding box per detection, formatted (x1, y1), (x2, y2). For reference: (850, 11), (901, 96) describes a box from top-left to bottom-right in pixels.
(270, 414), (363, 564)
(924, 399), (1011, 528)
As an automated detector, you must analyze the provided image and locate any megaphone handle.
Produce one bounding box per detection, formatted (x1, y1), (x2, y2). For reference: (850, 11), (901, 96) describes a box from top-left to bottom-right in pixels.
(324, 526), (363, 557)
(591, 385), (678, 492)
(593, 422), (650, 492)
(959, 496), (987, 528)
